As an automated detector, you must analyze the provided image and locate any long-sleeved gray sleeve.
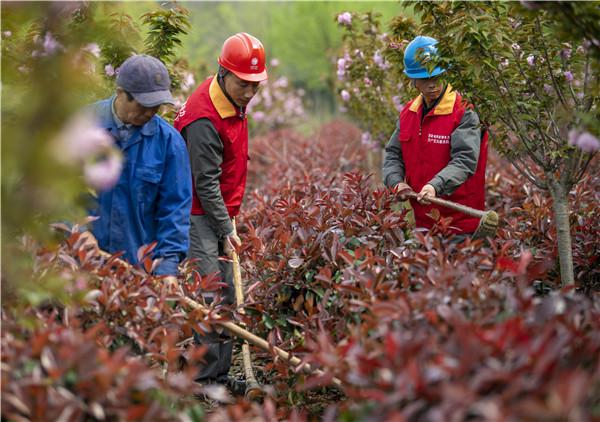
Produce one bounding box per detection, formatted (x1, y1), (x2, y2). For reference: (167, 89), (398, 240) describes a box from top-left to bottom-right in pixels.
(428, 109), (481, 197)
(382, 119), (405, 188)
(182, 118), (234, 237)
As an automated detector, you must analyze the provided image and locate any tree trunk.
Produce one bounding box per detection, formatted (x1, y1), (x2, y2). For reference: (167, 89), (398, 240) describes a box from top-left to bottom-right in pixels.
(548, 181), (575, 285)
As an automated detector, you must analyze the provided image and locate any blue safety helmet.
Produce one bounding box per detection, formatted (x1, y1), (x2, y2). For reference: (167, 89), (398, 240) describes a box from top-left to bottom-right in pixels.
(403, 36), (446, 79)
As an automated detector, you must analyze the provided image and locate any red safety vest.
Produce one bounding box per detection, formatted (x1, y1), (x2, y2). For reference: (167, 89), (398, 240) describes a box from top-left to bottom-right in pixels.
(399, 85), (488, 233)
(174, 76), (248, 217)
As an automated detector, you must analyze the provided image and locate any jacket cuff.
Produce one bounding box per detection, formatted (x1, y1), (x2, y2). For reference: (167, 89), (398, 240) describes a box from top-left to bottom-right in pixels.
(428, 177), (444, 196)
(385, 174), (405, 189)
(154, 256), (180, 276)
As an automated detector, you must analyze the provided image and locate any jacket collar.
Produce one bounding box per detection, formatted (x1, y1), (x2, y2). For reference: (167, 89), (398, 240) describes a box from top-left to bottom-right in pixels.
(209, 76), (237, 119)
(96, 95), (158, 137)
(409, 83), (456, 115)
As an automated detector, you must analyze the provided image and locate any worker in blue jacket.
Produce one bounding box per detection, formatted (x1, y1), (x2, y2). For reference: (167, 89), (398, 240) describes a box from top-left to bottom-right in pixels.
(88, 55), (192, 282)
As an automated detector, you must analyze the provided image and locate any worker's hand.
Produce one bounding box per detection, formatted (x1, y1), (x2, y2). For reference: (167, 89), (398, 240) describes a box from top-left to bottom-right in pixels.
(416, 184), (437, 204)
(163, 275), (181, 293)
(79, 231), (99, 251)
(224, 232), (242, 257)
(393, 182), (413, 200)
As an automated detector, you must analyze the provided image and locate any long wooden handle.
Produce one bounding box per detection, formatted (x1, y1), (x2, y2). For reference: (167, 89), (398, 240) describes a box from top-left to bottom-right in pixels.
(406, 192), (487, 218)
(230, 219), (263, 398)
(182, 296), (343, 387)
(97, 249), (343, 388)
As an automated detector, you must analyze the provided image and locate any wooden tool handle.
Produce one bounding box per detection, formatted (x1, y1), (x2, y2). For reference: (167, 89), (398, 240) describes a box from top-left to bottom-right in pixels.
(96, 250), (344, 388)
(230, 219), (262, 397)
(406, 192), (487, 218)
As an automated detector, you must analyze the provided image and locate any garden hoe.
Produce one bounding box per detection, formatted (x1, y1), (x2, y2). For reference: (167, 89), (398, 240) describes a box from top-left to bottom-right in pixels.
(405, 191), (499, 239)
(97, 249), (344, 391)
(230, 219), (264, 400)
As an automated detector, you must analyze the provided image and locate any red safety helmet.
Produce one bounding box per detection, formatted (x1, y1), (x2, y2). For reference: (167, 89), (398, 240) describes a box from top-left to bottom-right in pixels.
(218, 32), (268, 82)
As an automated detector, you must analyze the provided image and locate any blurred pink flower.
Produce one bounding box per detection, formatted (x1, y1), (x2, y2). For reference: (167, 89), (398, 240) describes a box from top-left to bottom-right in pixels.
(363, 77), (372, 86)
(84, 150), (123, 191)
(54, 113), (114, 163)
(252, 111), (265, 122)
(2, 31), (12, 37)
(373, 50), (390, 70)
(105, 64), (115, 77)
(526, 55), (535, 66)
(337, 12), (352, 26)
(564, 71), (574, 82)
(511, 43), (521, 52)
(181, 72), (196, 91)
(42, 32), (63, 55)
(568, 130), (600, 153)
(270, 58), (280, 67)
(560, 48), (572, 60)
(340, 90), (350, 102)
(392, 96), (404, 113)
(519, 1), (543, 10)
(84, 43), (101, 58)
(274, 77), (288, 88)
(361, 132), (378, 150)
(543, 83), (553, 94)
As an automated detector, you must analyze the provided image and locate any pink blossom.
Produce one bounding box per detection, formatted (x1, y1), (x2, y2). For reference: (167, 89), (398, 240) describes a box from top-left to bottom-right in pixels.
(84, 43), (101, 58)
(2, 31), (12, 37)
(363, 77), (372, 86)
(519, 1), (543, 10)
(511, 43), (521, 52)
(172, 96), (184, 109)
(560, 48), (572, 60)
(53, 113), (114, 163)
(84, 150), (123, 191)
(181, 72), (196, 91)
(568, 130), (600, 153)
(340, 90), (350, 102)
(564, 71), (574, 82)
(337, 12), (352, 26)
(373, 50), (390, 70)
(274, 77), (288, 88)
(270, 58), (280, 67)
(543, 83), (553, 94)
(42, 32), (63, 55)
(392, 96), (404, 113)
(337, 57), (348, 80)
(339, 105), (348, 113)
(361, 132), (377, 150)
(526, 55), (535, 66)
(252, 111), (266, 122)
(105, 64), (115, 77)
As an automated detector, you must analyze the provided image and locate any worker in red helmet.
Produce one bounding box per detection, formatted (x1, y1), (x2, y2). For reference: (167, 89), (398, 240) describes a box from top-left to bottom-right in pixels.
(174, 32), (267, 396)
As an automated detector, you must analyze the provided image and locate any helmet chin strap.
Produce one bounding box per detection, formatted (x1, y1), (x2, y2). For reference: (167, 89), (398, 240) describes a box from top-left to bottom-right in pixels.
(217, 66), (246, 119)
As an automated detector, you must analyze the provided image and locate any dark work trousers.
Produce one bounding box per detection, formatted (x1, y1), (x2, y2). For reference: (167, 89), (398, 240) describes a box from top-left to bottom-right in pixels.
(189, 214), (235, 382)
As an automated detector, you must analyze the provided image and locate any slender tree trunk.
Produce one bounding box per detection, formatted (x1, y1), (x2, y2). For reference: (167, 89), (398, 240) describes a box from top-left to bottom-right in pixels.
(548, 181), (575, 285)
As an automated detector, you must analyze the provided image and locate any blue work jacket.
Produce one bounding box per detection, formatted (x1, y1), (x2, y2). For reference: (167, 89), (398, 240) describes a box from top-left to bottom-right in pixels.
(89, 97), (192, 275)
